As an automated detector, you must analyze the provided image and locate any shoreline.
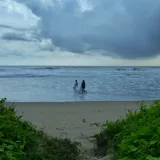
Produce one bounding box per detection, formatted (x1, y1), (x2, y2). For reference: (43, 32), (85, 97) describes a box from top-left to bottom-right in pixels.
(8, 101), (154, 159)
(6, 100), (154, 103)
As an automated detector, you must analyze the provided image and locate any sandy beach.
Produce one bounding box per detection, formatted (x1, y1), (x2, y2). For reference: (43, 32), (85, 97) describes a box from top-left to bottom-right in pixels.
(8, 101), (153, 159)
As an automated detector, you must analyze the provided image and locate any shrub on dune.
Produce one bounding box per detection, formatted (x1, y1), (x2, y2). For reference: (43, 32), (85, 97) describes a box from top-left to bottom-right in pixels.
(0, 98), (80, 160)
(94, 101), (160, 160)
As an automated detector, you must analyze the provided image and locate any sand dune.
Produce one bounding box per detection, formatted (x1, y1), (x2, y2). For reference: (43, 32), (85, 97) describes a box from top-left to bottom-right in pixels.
(8, 101), (153, 159)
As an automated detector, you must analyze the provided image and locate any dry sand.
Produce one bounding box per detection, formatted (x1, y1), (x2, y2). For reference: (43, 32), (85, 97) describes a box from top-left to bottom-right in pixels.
(8, 101), (153, 159)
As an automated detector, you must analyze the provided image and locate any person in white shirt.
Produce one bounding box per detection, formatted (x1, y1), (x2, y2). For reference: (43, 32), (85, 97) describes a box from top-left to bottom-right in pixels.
(73, 80), (78, 92)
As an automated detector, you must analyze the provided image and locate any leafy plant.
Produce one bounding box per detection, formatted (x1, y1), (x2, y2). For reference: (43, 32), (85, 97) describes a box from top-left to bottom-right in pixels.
(94, 101), (160, 160)
(0, 98), (80, 160)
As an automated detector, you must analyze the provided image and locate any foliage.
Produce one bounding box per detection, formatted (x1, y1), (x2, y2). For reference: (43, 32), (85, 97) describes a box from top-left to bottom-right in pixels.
(94, 101), (160, 160)
(0, 98), (80, 160)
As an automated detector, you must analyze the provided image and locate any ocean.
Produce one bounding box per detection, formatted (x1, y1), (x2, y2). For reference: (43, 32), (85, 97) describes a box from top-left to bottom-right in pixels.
(0, 66), (159, 102)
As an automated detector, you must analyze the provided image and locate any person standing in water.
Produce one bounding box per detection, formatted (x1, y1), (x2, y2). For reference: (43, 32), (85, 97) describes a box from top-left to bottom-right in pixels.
(81, 80), (87, 93)
(73, 80), (78, 92)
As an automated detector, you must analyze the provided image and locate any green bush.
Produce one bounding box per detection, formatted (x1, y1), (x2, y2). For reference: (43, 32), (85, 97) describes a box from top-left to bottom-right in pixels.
(94, 101), (160, 160)
(0, 98), (80, 160)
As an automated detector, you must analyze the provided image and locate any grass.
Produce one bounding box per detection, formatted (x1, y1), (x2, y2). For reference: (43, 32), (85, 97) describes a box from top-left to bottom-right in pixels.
(0, 98), (80, 160)
(94, 101), (160, 160)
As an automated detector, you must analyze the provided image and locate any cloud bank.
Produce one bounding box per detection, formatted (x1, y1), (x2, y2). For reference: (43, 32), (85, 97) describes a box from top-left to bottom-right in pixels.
(1, 0), (160, 65)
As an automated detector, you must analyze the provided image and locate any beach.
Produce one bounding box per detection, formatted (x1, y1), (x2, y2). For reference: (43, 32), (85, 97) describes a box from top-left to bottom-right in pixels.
(8, 101), (153, 159)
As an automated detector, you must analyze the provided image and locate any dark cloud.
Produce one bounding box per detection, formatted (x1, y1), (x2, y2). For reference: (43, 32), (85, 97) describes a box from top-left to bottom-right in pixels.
(0, 24), (19, 30)
(14, 0), (160, 59)
(1, 32), (36, 42)
(0, 24), (33, 31)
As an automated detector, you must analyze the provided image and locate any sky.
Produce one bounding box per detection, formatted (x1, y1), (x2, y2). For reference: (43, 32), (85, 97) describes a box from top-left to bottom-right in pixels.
(0, 0), (160, 66)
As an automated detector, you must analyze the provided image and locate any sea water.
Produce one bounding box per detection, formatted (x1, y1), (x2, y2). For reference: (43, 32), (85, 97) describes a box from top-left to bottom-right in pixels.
(0, 66), (160, 102)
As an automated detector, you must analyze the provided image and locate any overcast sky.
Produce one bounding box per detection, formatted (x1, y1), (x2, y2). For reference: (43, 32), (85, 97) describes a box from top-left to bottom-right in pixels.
(0, 0), (160, 66)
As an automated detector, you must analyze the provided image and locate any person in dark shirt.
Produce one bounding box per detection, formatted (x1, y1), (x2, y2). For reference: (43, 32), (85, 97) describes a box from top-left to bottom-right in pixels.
(81, 80), (87, 94)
